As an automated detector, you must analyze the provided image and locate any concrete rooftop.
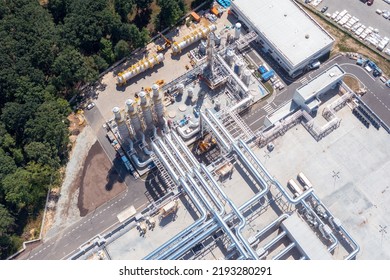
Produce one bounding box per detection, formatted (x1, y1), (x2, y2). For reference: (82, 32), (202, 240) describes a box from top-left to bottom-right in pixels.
(296, 64), (345, 100)
(232, 0), (334, 67)
(253, 105), (390, 259)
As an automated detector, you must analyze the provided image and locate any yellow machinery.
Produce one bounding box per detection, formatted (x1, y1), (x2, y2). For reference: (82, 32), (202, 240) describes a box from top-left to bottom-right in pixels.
(197, 136), (217, 155)
(116, 53), (165, 86)
(172, 24), (217, 54)
(155, 79), (165, 87)
(159, 200), (179, 218)
(157, 32), (172, 52)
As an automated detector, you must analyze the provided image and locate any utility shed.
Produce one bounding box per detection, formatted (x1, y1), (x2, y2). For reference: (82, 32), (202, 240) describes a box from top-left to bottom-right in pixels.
(293, 64), (345, 113)
(231, 0), (334, 77)
(281, 213), (333, 260)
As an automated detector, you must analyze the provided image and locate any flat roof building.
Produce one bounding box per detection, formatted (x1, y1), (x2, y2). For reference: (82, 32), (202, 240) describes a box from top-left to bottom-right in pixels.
(293, 64), (344, 113)
(231, 0), (334, 77)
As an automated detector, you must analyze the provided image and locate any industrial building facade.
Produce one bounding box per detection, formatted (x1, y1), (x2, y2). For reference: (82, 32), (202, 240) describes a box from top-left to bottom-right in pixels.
(231, 0), (334, 77)
(293, 64), (345, 113)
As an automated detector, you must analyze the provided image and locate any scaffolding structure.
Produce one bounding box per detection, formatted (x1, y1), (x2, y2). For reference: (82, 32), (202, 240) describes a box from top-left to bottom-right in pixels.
(236, 31), (258, 50)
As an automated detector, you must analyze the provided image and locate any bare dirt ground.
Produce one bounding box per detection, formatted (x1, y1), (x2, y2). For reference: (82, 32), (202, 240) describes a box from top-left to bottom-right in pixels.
(343, 76), (361, 92)
(76, 141), (126, 217)
(44, 126), (127, 239)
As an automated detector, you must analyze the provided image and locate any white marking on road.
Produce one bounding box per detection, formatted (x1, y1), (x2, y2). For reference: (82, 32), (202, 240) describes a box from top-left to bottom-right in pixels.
(263, 104), (274, 113)
(64, 243), (69, 248)
(248, 117), (265, 127)
(100, 220), (105, 224)
(75, 236), (81, 240)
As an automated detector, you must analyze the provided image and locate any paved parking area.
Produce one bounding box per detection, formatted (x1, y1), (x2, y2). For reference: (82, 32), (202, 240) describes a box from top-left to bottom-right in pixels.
(314, 0), (390, 39)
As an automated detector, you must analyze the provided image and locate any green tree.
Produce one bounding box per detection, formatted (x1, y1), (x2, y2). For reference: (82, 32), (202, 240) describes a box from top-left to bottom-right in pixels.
(62, 0), (121, 52)
(0, 148), (17, 199)
(92, 55), (109, 72)
(191, 0), (213, 9)
(99, 38), (115, 64)
(24, 98), (70, 160)
(115, 0), (134, 22)
(0, 102), (36, 140)
(52, 47), (98, 91)
(2, 164), (52, 213)
(24, 142), (60, 169)
(116, 24), (149, 49)
(0, 204), (14, 235)
(47, 0), (70, 23)
(136, 0), (153, 11)
(0, 204), (15, 259)
(156, 0), (186, 30)
(114, 40), (130, 60)
(2, 168), (36, 211)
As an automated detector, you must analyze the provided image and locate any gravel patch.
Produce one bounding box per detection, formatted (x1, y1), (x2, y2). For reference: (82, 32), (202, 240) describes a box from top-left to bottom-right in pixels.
(44, 126), (97, 240)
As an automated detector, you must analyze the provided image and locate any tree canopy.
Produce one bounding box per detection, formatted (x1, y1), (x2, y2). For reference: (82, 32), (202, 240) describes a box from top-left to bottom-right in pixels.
(0, 0), (192, 259)
(156, 0), (186, 30)
(0, 0), (157, 259)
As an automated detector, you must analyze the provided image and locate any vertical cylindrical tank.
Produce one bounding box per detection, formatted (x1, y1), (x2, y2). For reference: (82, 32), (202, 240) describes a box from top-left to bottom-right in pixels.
(126, 99), (142, 136)
(113, 107), (131, 143)
(235, 22), (242, 40)
(139, 91), (154, 129)
(152, 84), (159, 98)
(139, 91), (148, 106)
(187, 87), (194, 99)
(215, 34), (221, 46)
(199, 40), (207, 55)
(227, 33), (232, 44)
(234, 59), (244, 76)
(177, 83), (185, 94)
(152, 84), (165, 125)
(215, 99), (221, 111)
(226, 48), (234, 67)
(113, 107), (121, 121)
(242, 69), (252, 86)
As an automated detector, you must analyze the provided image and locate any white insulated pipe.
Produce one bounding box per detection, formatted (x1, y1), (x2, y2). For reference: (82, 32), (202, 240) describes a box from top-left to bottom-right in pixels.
(171, 131), (200, 169)
(117, 53), (164, 85)
(172, 24), (217, 54)
(216, 53), (249, 94)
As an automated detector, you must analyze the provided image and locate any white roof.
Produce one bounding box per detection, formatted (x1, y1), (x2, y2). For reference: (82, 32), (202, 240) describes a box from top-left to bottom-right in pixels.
(297, 64), (345, 100)
(282, 213), (333, 260)
(232, 0), (334, 67)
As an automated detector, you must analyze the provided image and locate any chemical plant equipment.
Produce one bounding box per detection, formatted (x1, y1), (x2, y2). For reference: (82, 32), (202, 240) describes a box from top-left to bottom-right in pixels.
(234, 22), (241, 39)
(126, 99), (143, 138)
(196, 135), (217, 155)
(116, 53), (165, 86)
(157, 32), (172, 52)
(172, 24), (217, 54)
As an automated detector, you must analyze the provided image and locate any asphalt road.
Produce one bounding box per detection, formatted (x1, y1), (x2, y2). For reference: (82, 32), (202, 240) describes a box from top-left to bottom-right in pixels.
(20, 50), (389, 260)
(240, 51), (390, 133)
(333, 56), (390, 128)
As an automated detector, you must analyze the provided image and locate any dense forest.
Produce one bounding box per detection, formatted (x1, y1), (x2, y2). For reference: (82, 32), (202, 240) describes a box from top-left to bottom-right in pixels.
(0, 0), (212, 259)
